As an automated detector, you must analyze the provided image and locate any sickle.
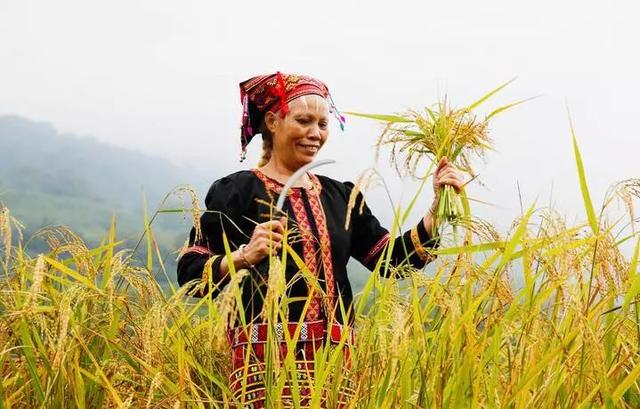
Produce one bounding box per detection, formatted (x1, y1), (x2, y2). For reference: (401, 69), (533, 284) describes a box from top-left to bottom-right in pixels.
(276, 159), (336, 212)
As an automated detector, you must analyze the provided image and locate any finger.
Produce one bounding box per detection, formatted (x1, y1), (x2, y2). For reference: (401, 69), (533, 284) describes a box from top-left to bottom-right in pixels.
(439, 177), (464, 193)
(266, 239), (283, 253)
(254, 238), (279, 254)
(258, 231), (283, 243)
(259, 220), (285, 234)
(270, 232), (283, 242)
(438, 169), (463, 181)
(435, 157), (448, 175)
(439, 163), (459, 176)
(439, 165), (464, 178)
(437, 172), (463, 183)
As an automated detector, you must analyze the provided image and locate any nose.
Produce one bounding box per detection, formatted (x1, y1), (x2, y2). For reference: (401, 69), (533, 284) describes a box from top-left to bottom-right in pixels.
(308, 124), (321, 140)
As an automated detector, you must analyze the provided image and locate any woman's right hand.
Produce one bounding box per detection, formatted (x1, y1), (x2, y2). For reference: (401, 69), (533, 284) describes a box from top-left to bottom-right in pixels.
(242, 218), (286, 266)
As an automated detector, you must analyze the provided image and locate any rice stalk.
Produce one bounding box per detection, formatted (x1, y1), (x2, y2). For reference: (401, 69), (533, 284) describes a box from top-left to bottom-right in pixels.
(1, 127), (639, 407)
(347, 80), (527, 235)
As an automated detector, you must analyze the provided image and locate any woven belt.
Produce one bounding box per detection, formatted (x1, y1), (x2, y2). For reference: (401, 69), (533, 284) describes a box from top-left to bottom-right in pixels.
(227, 320), (355, 348)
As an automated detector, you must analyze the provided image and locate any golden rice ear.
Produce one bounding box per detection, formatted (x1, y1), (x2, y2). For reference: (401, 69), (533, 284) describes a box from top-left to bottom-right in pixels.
(347, 82), (524, 231)
(24, 254), (47, 310)
(345, 168), (382, 230)
(0, 204), (11, 268)
(51, 285), (83, 371)
(0, 204), (24, 269)
(261, 256), (286, 322)
(607, 178), (640, 233)
(28, 225), (96, 279)
(169, 185), (202, 243)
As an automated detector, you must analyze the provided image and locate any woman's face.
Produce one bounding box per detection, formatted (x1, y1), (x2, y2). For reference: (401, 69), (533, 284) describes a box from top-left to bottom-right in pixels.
(266, 94), (329, 170)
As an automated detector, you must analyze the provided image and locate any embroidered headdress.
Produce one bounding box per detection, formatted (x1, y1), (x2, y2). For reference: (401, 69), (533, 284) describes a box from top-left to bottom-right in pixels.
(238, 71), (345, 161)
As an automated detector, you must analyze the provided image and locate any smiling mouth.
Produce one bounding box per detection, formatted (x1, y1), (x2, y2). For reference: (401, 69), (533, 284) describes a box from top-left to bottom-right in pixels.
(297, 143), (320, 153)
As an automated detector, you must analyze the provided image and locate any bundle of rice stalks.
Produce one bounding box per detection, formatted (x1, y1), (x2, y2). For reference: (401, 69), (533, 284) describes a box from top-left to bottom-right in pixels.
(348, 79), (529, 231)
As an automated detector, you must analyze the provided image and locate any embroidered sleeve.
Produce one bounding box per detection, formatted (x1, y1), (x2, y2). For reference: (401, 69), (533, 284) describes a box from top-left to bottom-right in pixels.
(177, 177), (244, 297)
(345, 181), (439, 275)
(182, 245), (214, 256)
(362, 233), (390, 266)
(410, 220), (435, 263)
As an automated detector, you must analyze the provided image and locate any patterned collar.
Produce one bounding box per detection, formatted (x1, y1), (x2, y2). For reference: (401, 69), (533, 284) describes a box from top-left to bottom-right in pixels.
(251, 168), (323, 196)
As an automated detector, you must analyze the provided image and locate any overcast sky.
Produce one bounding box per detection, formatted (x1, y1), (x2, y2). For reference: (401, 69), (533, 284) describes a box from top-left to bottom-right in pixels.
(1, 0), (638, 232)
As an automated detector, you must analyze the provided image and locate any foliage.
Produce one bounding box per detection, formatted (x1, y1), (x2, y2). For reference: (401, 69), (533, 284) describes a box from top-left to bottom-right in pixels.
(1, 127), (640, 408)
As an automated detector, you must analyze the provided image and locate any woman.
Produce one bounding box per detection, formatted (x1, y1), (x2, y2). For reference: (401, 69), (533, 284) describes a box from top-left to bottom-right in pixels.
(177, 72), (464, 407)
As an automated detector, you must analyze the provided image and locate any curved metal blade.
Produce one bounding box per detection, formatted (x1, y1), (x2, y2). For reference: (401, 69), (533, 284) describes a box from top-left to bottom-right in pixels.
(276, 159), (336, 212)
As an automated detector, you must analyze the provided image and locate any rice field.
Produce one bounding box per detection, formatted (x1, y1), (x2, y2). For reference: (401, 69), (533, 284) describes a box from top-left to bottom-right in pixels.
(1, 128), (639, 408)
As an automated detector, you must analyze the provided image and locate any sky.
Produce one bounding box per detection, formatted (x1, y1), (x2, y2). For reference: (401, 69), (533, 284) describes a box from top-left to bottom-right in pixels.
(1, 0), (638, 232)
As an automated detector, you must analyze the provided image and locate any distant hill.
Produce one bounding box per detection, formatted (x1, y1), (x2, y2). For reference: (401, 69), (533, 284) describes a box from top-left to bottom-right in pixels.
(0, 115), (210, 279)
(0, 114), (372, 291)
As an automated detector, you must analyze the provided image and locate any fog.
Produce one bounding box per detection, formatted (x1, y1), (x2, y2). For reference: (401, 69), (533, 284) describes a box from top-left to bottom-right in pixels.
(1, 0), (638, 231)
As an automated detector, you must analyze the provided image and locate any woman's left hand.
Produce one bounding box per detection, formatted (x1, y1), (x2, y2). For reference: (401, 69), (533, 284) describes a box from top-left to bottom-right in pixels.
(433, 156), (465, 196)
(423, 157), (468, 235)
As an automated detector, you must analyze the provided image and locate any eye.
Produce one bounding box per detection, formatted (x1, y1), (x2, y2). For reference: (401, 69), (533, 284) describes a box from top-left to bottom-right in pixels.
(296, 117), (310, 125)
(319, 121), (328, 130)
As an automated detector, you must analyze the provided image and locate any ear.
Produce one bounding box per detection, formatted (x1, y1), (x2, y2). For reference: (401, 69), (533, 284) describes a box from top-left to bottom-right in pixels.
(264, 111), (279, 134)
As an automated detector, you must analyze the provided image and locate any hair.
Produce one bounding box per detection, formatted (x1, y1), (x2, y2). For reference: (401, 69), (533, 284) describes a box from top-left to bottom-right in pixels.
(257, 119), (273, 168)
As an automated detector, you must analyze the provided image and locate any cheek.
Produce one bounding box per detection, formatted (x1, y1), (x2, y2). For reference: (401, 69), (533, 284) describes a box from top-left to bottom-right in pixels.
(320, 131), (329, 145)
(277, 124), (296, 144)
(282, 120), (303, 138)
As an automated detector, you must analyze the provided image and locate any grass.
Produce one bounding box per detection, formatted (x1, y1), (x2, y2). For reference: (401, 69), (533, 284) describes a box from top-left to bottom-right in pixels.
(1, 125), (640, 408)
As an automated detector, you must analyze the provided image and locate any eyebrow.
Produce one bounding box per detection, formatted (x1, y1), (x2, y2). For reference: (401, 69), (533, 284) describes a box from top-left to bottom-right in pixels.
(293, 113), (328, 120)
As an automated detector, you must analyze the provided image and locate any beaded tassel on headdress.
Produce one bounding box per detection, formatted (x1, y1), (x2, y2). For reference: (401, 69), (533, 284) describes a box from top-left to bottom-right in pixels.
(240, 93), (252, 161)
(328, 92), (346, 131)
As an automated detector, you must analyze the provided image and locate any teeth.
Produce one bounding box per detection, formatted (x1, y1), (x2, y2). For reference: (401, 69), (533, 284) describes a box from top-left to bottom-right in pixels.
(299, 144), (318, 150)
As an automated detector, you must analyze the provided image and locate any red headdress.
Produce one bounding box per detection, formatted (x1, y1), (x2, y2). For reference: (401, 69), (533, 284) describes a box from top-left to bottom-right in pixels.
(238, 71), (345, 161)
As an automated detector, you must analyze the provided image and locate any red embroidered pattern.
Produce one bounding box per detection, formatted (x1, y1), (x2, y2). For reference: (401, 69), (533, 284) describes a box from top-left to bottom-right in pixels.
(250, 168), (321, 196)
(362, 233), (390, 266)
(306, 174), (336, 316)
(251, 169), (335, 320)
(183, 245), (213, 256)
(226, 321), (355, 408)
(288, 189), (323, 320)
(225, 170), (350, 408)
(241, 73), (329, 114)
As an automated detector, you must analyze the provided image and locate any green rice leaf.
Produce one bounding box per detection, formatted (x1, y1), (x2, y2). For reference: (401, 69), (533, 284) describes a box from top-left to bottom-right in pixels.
(143, 193), (153, 271)
(466, 78), (516, 112)
(101, 213), (116, 290)
(611, 358), (640, 401)
(497, 203), (535, 271)
(73, 339), (125, 408)
(570, 119), (599, 235)
(394, 128), (426, 138)
(486, 96), (536, 120)
(344, 112), (413, 123)
(18, 323), (45, 405)
(623, 237), (640, 310)
(434, 241), (506, 256)
(44, 256), (99, 290)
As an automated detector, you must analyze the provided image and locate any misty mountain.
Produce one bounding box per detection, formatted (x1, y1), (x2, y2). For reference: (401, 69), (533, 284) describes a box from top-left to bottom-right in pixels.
(0, 114), (209, 275)
(0, 114), (373, 290)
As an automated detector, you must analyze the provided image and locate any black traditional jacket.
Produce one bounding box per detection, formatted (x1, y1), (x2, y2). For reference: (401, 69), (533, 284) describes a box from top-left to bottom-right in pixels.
(177, 169), (437, 324)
